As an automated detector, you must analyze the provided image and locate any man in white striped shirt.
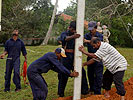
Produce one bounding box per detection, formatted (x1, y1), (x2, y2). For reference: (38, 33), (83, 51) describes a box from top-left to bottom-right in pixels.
(79, 37), (127, 100)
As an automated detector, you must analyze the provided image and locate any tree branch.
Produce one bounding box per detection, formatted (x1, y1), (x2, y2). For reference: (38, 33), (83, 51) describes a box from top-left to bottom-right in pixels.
(113, 3), (125, 15)
(121, 6), (133, 16)
(98, 4), (113, 15)
(129, 0), (133, 4)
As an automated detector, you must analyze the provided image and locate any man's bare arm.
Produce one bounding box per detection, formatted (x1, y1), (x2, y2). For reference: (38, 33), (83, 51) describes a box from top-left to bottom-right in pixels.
(83, 59), (95, 66)
(79, 45), (97, 59)
(65, 34), (80, 41)
(24, 55), (27, 62)
(0, 51), (8, 59)
(83, 39), (91, 44)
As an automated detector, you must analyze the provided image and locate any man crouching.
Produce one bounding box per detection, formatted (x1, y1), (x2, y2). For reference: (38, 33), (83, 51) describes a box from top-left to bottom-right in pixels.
(79, 37), (127, 100)
(27, 48), (79, 100)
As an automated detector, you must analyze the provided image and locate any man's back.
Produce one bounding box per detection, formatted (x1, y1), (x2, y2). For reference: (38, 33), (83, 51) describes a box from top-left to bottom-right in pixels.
(27, 52), (71, 76)
(95, 42), (127, 74)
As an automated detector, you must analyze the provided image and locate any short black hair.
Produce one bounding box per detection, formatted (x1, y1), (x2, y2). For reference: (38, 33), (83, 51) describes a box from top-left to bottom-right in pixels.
(94, 25), (97, 29)
(91, 37), (101, 44)
(69, 21), (76, 30)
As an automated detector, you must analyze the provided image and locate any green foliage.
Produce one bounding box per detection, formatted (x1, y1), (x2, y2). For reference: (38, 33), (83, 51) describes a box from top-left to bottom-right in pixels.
(53, 17), (71, 36)
(63, 0), (133, 47)
(47, 17), (71, 45)
(63, 1), (77, 17)
(109, 15), (133, 47)
(0, 0), (53, 45)
(1, 0), (132, 47)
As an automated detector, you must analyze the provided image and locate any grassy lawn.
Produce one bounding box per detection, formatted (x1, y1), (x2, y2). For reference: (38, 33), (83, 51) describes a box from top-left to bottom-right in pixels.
(0, 45), (133, 100)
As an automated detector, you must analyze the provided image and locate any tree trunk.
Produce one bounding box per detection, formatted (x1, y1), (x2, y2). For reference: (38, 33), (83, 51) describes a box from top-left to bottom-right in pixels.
(41, 0), (58, 45)
(0, 0), (2, 31)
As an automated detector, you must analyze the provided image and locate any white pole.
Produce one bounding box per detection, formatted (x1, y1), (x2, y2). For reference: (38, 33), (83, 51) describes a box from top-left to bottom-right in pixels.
(73, 0), (85, 100)
(0, 0), (2, 31)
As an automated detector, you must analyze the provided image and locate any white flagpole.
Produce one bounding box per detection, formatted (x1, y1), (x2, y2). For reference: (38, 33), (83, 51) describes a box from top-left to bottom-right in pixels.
(0, 0), (2, 31)
(73, 0), (85, 100)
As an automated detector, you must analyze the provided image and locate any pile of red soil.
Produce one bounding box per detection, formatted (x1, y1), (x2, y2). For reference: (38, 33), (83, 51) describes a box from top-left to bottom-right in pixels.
(54, 96), (73, 100)
(55, 77), (133, 100)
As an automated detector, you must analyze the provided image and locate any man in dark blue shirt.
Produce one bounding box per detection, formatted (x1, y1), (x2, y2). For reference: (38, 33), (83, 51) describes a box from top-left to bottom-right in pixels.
(0, 30), (27, 92)
(58, 21), (89, 97)
(84, 21), (103, 95)
(27, 48), (79, 100)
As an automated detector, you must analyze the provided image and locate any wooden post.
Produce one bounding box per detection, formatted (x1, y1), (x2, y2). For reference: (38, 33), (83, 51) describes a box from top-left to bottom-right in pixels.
(0, 0), (2, 31)
(73, 0), (85, 100)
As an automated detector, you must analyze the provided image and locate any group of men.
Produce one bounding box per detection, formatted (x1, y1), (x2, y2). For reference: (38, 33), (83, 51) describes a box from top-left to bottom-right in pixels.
(57, 21), (127, 100)
(57, 21), (104, 95)
(0, 21), (127, 100)
(57, 21), (104, 96)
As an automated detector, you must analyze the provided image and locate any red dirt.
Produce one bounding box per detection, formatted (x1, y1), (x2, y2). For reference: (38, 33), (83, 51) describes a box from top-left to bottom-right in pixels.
(54, 96), (73, 100)
(55, 77), (133, 100)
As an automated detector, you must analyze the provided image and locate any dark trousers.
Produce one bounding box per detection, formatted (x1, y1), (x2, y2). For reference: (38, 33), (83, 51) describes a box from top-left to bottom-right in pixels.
(87, 60), (103, 94)
(58, 68), (89, 96)
(102, 69), (126, 96)
(4, 58), (21, 91)
(27, 73), (48, 100)
(58, 53), (89, 96)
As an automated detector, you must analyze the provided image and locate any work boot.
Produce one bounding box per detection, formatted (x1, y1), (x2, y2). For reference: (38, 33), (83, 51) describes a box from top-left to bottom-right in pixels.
(15, 88), (21, 92)
(4, 89), (10, 92)
(59, 94), (64, 97)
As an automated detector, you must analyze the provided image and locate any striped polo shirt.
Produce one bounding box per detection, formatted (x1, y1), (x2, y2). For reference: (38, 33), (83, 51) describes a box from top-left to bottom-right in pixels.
(95, 42), (127, 74)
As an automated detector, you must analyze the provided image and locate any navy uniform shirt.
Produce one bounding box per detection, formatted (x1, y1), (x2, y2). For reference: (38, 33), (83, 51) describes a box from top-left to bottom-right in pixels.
(27, 52), (71, 78)
(60, 30), (75, 49)
(4, 38), (27, 59)
(84, 32), (103, 53)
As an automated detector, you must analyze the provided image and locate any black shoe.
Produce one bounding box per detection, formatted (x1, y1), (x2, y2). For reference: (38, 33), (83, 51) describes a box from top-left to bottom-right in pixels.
(15, 88), (21, 92)
(59, 94), (64, 97)
(81, 90), (89, 95)
(4, 89), (10, 92)
(81, 91), (89, 95)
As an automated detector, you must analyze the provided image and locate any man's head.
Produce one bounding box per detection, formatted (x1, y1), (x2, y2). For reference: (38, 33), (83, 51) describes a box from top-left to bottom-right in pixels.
(12, 30), (19, 40)
(90, 37), (101, 49)
(55, 48), (66, 60)
(102, 25), (107, 29)
(88, 21), (97, 35)
(12, 30), (19, 37)
(97, 22), (101, 26)
(69, 21), (76, 34)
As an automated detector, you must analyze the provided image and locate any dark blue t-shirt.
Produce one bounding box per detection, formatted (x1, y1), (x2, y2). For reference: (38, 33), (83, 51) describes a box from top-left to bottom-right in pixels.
(84, 32), (103, 53)
(60, 30), (75, 49)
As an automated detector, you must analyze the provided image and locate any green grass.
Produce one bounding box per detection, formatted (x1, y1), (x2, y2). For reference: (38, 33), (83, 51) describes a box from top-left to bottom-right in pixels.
(0, 46), (133, 100)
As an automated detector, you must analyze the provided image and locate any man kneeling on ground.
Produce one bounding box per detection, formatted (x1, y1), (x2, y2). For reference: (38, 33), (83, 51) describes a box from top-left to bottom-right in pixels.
(27, 48), (79, 100)
(79, 37), (127, 100)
